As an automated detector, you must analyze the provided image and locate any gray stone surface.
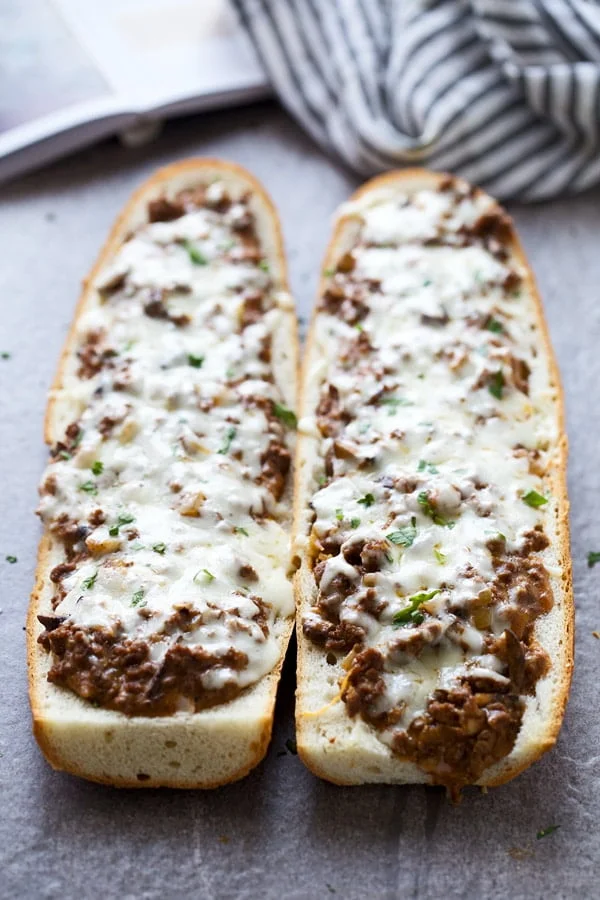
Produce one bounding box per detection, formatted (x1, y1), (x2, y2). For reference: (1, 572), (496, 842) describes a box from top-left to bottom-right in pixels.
(1, 101), (599, 900)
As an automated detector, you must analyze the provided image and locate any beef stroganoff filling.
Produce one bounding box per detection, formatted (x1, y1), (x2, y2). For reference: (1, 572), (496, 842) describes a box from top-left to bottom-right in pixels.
(301, 177), (559, 795)
(37, 181), (295, 716)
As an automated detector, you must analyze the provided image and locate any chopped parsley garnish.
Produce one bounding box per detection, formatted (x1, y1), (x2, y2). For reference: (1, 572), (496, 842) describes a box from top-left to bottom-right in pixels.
(417, 491), (455, 528)
(5, 555), (17, 564)
(182, 239), (207, 265)
(587, 551), (600, 568)
(285, 737), (298, 755)
(218, 426), (237, 455)
(82, 570), (98, 590)
(1, 352), (10, 359)
(423, 279), (432, 287)
(387, 517), (417, 547)
(234, 526), (249, 537)
(418, 459), (438, 474)
(152, 542), (167, 555)
(58, 450), (72, 460)
(522, 489), (548, 509)
(72, 429), (84, 448)
(393, 589), (440, 627)
(273, 403), (297, 429)
(258, 259), (270, 272)
(91, 460), (104, 476)
(335, 509), (344, 521)
(434, 547), (447, 564)
(79, 481), (98, 495)
(537, 825), (560, 839)
(350, 518), (361, 529)
(488, 370), (505, 400)
(354, 322), (364, 332)
(357, 493), (375, 508)
(131, 589), (146, 607)
(317, 474), (328, 486)
(225, 366), (236, 379)
(195, 569), (215, 583)
(486, 317), (504, 334)
(108, 512), (135, 537)
(380, 395), (413, 413)
(188, 354), (204, 368)
(323, 268), (335, 277)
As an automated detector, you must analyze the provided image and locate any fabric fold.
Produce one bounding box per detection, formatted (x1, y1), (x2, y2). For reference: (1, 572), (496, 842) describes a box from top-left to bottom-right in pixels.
(232, 0), (600, 199)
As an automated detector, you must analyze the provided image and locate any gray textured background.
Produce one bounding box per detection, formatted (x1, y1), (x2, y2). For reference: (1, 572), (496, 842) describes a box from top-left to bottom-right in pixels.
(1, 102), (599, 900)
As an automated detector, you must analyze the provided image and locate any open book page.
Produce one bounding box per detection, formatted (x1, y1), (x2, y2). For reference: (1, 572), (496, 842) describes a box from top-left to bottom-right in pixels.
(0, 0), (268, 181)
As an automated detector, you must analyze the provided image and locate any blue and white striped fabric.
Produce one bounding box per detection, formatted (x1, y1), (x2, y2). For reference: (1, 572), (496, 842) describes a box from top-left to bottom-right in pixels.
(232, 0), (600, 199)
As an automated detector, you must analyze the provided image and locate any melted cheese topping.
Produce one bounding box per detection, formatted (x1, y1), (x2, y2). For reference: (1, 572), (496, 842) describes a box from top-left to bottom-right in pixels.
(303, 182), (558, 743)
(38, 186), (295, 703)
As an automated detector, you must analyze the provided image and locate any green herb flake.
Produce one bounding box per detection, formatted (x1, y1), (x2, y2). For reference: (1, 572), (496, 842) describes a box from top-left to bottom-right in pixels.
(108, 512), (135, 537)
(380, 395), (414, 414)
(91, 460), (104, 476)
(218, 426), (237, 455)
(418, 459), (438, 474)
(350, 518), (361, 529)
(131, 589), (146, 608)
(417, 491), (454, 528)
(587, 551), (600, 568)
(82, 570), (98, 590)
(182, 239), (207, 265)
(537, 825), (560, 840)
(225, 366), (236, 379)
(285, 737), (298, 755)
(188, 354), (204, 369)
(522, 489), (548, 509)
(434, 547), (447, 565)
(387, 517), (417, 548)
(152, 542), (167, 555)
(488, 370), (505, 400)
(423, 279), (432, 287)
(258, 259), (270, 272)
(58, 450), (72, 461)
(1, 352), (11, 360)
(72, 429), (84, 449)
(357, 493), (375, 508)
(79, 480), (98, 495)
(323, 268), (335, 277)
(273, 403), (297, 429)
(5, 555), (17, 564)
(335, 509), (344, 521)
(234, 526), (249, 537)
(393, 589), (441, 627)
(317, 474), (328, 486)
(201, 569), (215, 582)
(486, 317), (504, 334)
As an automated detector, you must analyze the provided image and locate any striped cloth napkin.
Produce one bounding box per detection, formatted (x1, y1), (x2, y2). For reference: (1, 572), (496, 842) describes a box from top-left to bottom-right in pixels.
(232, 0), (600, 199)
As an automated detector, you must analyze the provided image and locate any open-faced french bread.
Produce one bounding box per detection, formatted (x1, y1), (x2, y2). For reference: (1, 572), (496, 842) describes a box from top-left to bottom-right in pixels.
(294, 169), (573, 798)
(27, 159), (298, 788)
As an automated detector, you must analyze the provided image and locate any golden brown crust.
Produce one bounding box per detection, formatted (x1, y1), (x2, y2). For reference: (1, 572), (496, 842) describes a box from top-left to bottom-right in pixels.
(294, 168), (573, 790)
(29, 158), (298, 788)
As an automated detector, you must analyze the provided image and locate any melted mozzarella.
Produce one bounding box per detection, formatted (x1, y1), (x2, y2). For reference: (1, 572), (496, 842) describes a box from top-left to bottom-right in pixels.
(304, 184), (556, 735)
(39, 193), (294, 697)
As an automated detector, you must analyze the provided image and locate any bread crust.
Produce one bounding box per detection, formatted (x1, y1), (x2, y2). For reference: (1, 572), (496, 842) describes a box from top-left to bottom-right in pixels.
(28, 158), (298, 788)
(294, 168), (573, 790)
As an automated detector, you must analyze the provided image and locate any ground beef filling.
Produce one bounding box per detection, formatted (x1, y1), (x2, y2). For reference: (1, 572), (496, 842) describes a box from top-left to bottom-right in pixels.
(38, 188), (290, 716)
(39, 620), (250, 716)
(305, 518), (554, 793)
